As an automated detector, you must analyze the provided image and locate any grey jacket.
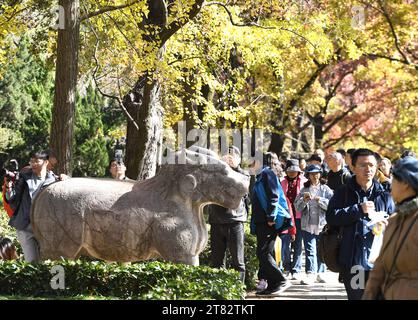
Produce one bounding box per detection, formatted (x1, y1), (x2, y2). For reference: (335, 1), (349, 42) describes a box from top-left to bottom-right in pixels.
(7, 170), (57, 230)
(295, 184), (334, 232)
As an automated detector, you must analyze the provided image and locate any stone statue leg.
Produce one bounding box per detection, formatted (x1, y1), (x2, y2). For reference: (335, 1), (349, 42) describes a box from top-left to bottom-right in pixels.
(154, 226), (201, 266)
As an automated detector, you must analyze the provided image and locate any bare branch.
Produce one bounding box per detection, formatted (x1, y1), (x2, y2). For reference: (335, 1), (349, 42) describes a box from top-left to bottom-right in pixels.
(376, 0), (410, 65)
(80, 0), (141, 22)
(204, 1), (317, 48)
(366, 53), (418, 70)
(355, 133), (396, 153)
(323, 103), (358, 134)
(159, 0), (205, 45)
(167, 55), (204, 65)
(103, 12), (142, 58)
(82, 8), (139, 130)
(289, 62), (328, 109)
(204, 1), (275, 29)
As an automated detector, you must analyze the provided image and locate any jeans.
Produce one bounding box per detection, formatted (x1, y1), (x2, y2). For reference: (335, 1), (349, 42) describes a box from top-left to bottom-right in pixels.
(16, 224), (40, 263)
(279, 234), (292, 272)
(291, 219), (303, 273)
(210, 222), (246, 282)
(256, 223), (286, 288)
(301, 230), (325, 273)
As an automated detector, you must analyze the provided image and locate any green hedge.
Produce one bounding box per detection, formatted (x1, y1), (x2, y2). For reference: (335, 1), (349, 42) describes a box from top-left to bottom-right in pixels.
(0, 259), (245, 299)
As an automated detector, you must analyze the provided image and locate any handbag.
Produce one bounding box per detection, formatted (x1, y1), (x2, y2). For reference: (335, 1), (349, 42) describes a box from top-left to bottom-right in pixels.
(317, 224), (343, 273)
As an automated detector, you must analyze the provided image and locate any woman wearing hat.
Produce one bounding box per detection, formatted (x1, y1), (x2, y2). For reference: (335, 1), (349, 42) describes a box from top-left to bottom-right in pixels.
(295, 164), (334, 285)
(363, 156), (418, 300)
(280, 159), (307, 280)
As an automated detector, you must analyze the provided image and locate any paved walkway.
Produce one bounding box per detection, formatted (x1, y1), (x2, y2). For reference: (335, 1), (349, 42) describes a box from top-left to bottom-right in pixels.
(246, 272), (347, 300)
(245, 236), (349, 300)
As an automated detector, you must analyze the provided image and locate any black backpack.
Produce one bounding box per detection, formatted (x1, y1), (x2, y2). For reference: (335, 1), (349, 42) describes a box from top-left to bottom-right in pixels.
(317, 224), (343, 272)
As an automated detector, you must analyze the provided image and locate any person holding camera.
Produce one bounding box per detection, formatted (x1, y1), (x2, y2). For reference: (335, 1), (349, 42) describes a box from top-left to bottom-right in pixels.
(2, 160), (20, 218)
(4, 151), (58, 262)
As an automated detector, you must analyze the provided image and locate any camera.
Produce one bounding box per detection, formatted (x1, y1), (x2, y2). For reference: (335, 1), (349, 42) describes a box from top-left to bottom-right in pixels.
(114, 149), (124, 165)
(1, 159), (19, 184)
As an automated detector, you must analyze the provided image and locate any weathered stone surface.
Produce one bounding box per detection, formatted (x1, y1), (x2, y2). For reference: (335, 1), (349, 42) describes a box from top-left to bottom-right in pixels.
(31, 148), (249, 265)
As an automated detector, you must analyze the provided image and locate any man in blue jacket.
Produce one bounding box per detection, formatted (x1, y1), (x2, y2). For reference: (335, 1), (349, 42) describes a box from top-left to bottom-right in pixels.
(326, 148), (395, 300)
(250, 152), (291, 296)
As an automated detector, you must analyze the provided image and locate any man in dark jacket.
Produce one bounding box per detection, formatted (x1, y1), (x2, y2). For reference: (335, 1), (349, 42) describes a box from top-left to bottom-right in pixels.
(326, 148), (395, 300)
(326, 152), (351, 191)
(5, 151), (58, 262)
(208, 146), (249, 282)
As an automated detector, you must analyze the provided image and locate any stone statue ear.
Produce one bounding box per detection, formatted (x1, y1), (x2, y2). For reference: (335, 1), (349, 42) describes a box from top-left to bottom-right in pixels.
(180, 174), (197, 196)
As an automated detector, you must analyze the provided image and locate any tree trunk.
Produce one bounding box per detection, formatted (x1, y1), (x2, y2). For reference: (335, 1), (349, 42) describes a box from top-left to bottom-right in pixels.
(124, 72), (163, 180)
(301, 128), (311, 153)
(124, 0), (204, 180)
(50, 0), (80, 175)
(291, 114), (304, 152)
(313, 115), (324, 149)
(269, 133), (286, 156)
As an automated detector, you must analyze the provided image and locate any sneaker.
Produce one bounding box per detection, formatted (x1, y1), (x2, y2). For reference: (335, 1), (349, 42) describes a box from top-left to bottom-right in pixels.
(300, 273), (315, 285)
(256, 281), (292, 296)
(256, 279), (268, 291)
(283, 271), (291, 279)
(316, 273), (326, 283)
(291, 273), (302, 281)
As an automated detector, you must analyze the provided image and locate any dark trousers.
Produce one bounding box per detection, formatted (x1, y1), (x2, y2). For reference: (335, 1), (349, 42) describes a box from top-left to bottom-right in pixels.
(210, 222), (245, 282)
(256, 223), (286, 288)
(340, 268), (370, 300)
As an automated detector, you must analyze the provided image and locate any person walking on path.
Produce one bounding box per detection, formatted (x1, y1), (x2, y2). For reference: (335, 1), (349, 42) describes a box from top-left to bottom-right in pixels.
(295, 164), (334, 285)
(326, 148), (395, 300)
(250, 153), (291, 296)
(280, 159), (307, 280)
(363, 156), (418, 300)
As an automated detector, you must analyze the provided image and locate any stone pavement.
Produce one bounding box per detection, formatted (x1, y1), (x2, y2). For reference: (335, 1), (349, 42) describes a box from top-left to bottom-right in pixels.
(246, 272), (347, 300)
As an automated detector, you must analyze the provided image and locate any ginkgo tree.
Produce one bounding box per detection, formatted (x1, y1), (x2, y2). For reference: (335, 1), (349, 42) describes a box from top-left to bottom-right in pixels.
(1, 0), (416, 173)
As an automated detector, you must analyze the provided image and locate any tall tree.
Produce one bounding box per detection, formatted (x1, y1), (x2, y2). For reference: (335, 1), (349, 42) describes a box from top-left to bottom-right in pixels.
(50, 0), (80, 174)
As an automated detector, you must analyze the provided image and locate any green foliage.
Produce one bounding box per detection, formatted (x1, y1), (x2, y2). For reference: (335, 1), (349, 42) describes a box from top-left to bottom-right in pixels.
(0, 259), (245, 300)
(73, 83), (112, 177)
(0, 37), (53, 164)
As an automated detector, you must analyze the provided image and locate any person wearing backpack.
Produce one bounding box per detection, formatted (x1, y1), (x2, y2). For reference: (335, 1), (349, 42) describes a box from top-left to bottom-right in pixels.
(295, 164), (334, 284)
(250, 153), (292, 296)
(326, 148), (395, 300)
(4, 151), (58, 262)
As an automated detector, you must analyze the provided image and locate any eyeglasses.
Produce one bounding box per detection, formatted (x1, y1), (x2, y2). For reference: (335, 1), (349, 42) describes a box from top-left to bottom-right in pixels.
(110, 163), (124, 168)
(29, 159), (44, 164)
